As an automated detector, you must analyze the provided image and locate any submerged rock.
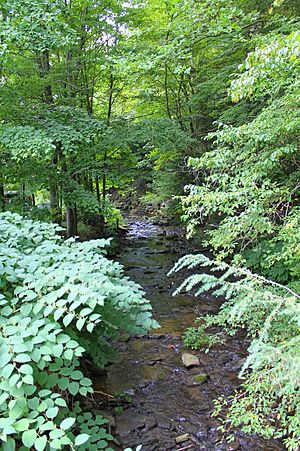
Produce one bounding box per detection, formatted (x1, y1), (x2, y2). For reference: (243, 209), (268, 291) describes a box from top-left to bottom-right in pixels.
(187, 373), (208, 386)
(182, 353), (200, 368)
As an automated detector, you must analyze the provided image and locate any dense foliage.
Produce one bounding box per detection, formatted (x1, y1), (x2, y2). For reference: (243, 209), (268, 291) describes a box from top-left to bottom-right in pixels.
(0, 212), (157, 450)
(170, 254), (300, 450)
(2, 0), (300, 448)
(177, 2), (300, 447)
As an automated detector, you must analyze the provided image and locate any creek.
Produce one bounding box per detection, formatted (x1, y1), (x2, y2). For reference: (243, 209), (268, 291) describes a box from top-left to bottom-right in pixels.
(94, 218), (284, 451)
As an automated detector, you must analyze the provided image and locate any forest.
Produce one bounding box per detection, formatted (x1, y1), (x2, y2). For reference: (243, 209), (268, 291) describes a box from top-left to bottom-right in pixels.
(0, 0), (299, 450)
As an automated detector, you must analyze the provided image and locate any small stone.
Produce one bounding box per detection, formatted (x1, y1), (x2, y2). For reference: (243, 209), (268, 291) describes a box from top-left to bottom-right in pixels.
(175, 433), (190, 444)
(182, 353), (200, 368)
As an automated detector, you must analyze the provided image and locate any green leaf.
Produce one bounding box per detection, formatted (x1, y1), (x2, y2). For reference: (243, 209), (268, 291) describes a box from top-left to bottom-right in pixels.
(49, 438), (63, 449)
(54, 308), (65, 322)
(71, 370), (83, 380)
(75, 434), (90, 446)
(15, 354), (31, 363)
(1, 352), (12, 368)
(14, 419), (30, 432)
(54, 398), (67, 407)
(39, 421), (55, 432)
(0, 392), (8, 405)
(60, 417), (76, 430)
(3, 438), (16, 451)
(63, 313), (74, 327)
(2, 364), (14, 378)
(39, 389), (51, 397)
(23, 374), (34, 385)
(19, 364), (33, 375)
(64, 349), (73, 360)
(34, 435), (47, 451)
(76, 317), (85, 331)
(80, 377), (92, 387)
(52, 344), (63, 358)
(69, 382), (79, 396)
(86, 323), (94, 333)
(58, 377), (69, 391)
(22, 429), (37, 448)
(46, 407), (59, 419)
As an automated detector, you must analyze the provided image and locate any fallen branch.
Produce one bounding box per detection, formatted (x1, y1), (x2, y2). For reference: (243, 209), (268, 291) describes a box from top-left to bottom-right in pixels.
(93, 390), (114, 399)
(176, 445), (194, 451)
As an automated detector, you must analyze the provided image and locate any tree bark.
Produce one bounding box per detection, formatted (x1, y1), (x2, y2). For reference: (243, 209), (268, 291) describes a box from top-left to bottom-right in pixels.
(0, 182), (5, 211)
(95, 176), (100, 202)
(66, 207), (77, 237)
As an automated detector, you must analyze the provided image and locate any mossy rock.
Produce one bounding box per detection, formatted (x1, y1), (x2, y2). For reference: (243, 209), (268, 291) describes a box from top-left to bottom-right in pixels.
(188, 373), (208, 386)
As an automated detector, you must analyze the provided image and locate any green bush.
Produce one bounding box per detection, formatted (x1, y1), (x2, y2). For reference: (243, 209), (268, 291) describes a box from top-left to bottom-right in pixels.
(183, 325), (221, 351)
(170, 253), (300, 450)
(0, 212), (158, 450)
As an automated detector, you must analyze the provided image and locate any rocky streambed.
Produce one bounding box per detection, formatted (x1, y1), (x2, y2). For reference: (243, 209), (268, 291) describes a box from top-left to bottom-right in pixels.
(94, 218), (284, 451)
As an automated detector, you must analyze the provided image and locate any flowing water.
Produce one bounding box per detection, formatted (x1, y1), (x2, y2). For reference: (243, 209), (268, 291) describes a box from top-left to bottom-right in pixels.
(94, 219), (284, 451)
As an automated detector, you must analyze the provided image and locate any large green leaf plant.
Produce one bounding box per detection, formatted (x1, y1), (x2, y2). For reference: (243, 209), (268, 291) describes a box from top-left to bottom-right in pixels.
(0, 212), (158, 450)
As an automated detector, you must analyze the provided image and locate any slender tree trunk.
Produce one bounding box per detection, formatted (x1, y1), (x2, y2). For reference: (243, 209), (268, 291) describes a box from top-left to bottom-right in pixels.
(95, 176), (100, 202)
(0, 182), (5, 211)
(50, 183), (62, 224)
(102, 71), (114, 202)
(49, 146), (62, 224)
(102, 164), (107, 200)
(164, 64), (172, 119)
(37, 49), (63, 223)
(22, 182), (25, 203)
(74, 203), (78, 235)
(66, 207), (77, 237)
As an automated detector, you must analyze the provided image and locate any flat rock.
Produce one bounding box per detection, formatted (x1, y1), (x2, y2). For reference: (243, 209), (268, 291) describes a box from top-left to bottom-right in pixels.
(115, 411), (147, 436)
(175, 433), (190, 444)
(182, 353), (200, 368)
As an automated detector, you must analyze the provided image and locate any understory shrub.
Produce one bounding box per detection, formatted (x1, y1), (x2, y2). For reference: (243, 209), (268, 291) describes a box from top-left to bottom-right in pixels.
(0, 212), (158, 450)
(170, 254), (300, 450)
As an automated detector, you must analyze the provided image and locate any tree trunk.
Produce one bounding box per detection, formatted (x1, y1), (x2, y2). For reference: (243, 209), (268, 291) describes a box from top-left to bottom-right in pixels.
(66, 207), (77, 237)
(0, 182), (4, 211)
(50, 184), (61, 223)
(22, 182), (26, 203)
(95, 176), (100, 202)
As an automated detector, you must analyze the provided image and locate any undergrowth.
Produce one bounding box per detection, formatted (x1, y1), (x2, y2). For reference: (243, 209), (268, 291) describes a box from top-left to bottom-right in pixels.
(169, 253), (300, 450)
(0, 212), (158, 450)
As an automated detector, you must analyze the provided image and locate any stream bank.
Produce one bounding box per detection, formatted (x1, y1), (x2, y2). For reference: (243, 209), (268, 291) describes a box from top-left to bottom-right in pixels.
(94, 218), (284, 451)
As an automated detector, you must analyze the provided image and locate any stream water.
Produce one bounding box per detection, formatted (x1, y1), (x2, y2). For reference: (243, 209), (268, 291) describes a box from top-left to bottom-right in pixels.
(95, 219), (284, 451)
